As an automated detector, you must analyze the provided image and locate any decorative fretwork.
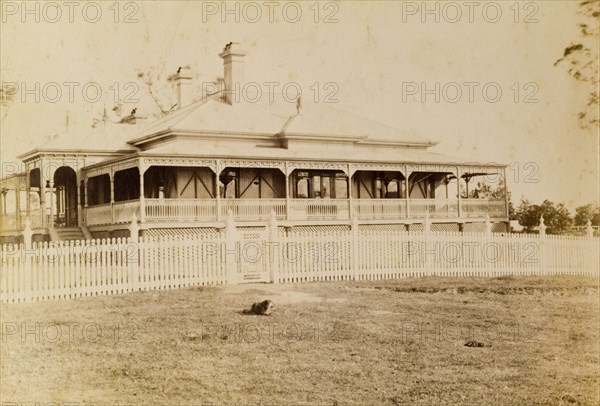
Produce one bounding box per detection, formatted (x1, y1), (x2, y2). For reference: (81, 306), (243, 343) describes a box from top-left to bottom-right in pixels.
(112, 159), (140, 174)
(406, 163), (459, 174)
(84, 166), (112, 180)
(218, 160), (286, 174)
(460, 165), (502, 177)
(286, 161), (348, 175)
(143, 157), (218, 173)
(350, 163), (405, 176)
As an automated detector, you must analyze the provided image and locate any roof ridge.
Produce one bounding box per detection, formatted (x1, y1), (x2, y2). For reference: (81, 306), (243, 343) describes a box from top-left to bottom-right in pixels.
(135, 93), (220, 136)
(277, 112), (300, 135)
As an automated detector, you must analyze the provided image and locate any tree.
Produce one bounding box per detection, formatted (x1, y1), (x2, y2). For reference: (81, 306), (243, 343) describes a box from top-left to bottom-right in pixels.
(516, 199), (573, 234)
(554, 0), (599, 129)
(0, 81), (15, 123)
(574, 204), (600, 226)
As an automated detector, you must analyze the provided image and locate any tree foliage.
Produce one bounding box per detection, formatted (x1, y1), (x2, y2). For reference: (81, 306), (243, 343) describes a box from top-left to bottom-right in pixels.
(516, 199), (573, 234)
(574, 204), (600, 226)
(0, 82), (15, 123)
(554, 0), (599, 129)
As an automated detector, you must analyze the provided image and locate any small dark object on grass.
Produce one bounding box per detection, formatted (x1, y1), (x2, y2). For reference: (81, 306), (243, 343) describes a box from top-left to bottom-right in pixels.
(464, 340), (486, 348)
(242, 300), (274, 316)
(561, 394), (577, 404)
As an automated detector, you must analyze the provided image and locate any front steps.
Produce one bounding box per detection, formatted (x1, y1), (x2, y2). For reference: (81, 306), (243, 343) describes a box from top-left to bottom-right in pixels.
(49, 227), (87, 242)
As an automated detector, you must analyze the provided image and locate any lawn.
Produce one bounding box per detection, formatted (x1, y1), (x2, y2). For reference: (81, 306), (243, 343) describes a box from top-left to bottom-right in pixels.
(1, 275), (598, 405)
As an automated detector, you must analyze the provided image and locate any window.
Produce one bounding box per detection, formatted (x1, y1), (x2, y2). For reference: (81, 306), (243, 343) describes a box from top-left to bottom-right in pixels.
(293, 170), (348, 198)
(225, 179), (236, 199)
(313, 176), (321, 198)
(219, 170), (238, 199)
(57, 186), (66, 216)
(297, 178), (309, 198)
(322, 177), (330, 198)
(386, 180), (399, 198)
(335, 178), (348, 198)
(375, 178), (386, 199)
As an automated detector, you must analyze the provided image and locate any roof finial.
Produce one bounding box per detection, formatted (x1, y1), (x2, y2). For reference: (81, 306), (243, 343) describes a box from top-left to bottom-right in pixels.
(296, 97), (302, 114)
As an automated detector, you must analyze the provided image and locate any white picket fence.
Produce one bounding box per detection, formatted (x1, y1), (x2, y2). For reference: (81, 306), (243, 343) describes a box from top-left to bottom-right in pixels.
(1, 218), (598, 303)
(276, 229), (599, 283)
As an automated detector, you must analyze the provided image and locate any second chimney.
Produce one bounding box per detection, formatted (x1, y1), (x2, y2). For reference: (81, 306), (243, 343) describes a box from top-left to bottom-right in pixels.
(218, 42), (246, 105)
(174, 66), (193, 109)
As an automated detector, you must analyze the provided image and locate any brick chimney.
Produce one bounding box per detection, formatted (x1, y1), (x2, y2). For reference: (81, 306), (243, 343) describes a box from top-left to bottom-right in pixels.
(218, 42), (246, 105)
(173, 66), (193, 109)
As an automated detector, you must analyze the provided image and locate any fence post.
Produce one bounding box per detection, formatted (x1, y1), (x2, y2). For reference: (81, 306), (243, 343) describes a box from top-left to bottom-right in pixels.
(485, 215), (492, 276)
(129, 214), (140, 290)
(351, 215), (359, 280)
(22, 217), (33, 302)
(269, 211), (280, 284)
(424, 211), (432, 276)
(23, 217), (32, 250)
(225, 210), (238, 284)
(538, 215), (546, 275)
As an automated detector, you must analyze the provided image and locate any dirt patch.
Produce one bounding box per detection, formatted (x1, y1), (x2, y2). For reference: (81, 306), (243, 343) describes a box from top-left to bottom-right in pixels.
(369, 310), (404, 316)
(276, 291), (347, 304)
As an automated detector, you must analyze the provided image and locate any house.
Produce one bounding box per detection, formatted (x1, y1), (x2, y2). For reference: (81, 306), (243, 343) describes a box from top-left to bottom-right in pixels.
(0, 43), (509, 243)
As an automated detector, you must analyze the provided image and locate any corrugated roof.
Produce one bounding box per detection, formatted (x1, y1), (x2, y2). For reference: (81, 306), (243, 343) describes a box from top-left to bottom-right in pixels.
(131, 93), (434, 146)
(141, 139), (487, 166)
(18, 120), (138, 159)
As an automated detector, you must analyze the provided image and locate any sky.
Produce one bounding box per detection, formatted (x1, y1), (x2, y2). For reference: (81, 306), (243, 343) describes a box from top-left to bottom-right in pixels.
(1, 0), (598, 209)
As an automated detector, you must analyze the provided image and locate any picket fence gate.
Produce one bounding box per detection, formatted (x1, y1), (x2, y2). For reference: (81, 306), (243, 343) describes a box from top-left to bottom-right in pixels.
(1, 214), (598, 303)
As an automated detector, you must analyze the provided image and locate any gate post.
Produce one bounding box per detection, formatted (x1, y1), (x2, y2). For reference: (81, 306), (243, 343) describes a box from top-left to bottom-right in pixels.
(538, 215), (546, 275)
(585, 220), (594, 275)
(129, 214), (140, 290)
(225, 210), (238, 284)
(23, 218), (33, 250)
(269, 211), (280, 284)
(586, 220), (594, 238)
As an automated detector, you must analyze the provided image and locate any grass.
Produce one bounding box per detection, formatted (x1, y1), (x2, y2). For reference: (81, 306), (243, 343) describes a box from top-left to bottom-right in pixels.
(1, 275), (598, 405)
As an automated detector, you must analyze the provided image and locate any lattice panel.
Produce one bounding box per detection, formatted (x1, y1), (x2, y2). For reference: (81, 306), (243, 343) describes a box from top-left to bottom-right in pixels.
(492, 222), (509, 233)
(287, 225), (350, 235)
(144, 227), (220, 238)
(359, 224), (408, 232)
(432, 223), (460, 232)
(408, 223), (424, 232)
(236, 226), (268, 233)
